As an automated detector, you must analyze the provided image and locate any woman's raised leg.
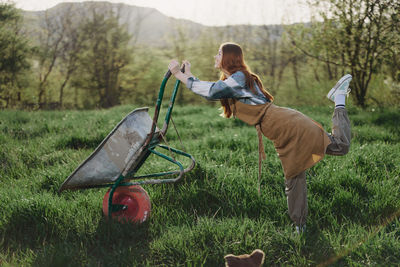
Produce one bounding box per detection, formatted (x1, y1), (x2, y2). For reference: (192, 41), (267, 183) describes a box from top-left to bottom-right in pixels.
(326, 74), (352, 156)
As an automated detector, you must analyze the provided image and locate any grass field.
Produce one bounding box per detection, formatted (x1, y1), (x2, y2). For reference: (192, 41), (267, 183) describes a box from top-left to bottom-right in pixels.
(0, 104), (399, 266)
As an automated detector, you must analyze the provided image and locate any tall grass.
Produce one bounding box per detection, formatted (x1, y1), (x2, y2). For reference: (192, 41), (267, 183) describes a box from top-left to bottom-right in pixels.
(0, 104), (399, 266)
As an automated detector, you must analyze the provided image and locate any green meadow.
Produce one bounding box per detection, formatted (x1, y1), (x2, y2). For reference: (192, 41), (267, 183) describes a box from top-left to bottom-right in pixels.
(0, 104), (399, 266)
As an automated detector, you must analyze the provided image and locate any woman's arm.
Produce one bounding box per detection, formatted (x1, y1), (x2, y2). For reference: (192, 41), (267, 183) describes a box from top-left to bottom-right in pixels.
(168, 61), (254, 101)
(189, 72), (254, 100)
(182, 60), (194, 77)
(168, 60), (193, 86)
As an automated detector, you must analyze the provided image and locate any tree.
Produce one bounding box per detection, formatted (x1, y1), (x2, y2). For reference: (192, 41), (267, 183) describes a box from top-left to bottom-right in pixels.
(381, 2), (400, 105)
(35, 8), (68, 109)
(250, 25), (307, 97)
(250, 25), (281, 93)
(292, 0), (399, 107)
(74, 7), (133, 108)
(0, 3), (30, 108)
(57, 4), (85, 108)
(166, 21), (189, 104)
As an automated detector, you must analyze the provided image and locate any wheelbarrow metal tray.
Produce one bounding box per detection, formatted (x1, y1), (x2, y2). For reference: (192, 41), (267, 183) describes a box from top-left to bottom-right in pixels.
(59, 107), (155, 191)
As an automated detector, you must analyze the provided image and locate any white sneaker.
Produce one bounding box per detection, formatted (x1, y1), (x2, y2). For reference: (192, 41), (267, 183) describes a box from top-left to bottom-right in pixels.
(327, 74), (352, 102)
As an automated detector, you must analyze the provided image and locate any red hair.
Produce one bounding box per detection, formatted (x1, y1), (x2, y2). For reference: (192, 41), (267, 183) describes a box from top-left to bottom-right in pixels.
(218, 42), (273, 118)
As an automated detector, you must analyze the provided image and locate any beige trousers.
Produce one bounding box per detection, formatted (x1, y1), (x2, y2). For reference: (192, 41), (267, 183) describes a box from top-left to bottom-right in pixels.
(285, 108), (351, 226)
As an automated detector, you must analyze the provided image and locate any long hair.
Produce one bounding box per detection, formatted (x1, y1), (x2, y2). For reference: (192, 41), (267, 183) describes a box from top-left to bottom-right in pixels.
(218, 42), (273, 118)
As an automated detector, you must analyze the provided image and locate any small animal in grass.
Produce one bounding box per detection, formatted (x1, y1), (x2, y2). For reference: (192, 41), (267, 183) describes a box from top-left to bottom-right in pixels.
(224, 249), (265, 267)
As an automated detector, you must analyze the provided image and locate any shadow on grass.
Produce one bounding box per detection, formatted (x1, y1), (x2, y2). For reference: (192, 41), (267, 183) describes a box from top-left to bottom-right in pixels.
(151, 163), (289, 226)
(371, 110), (400, 130)
(2, 208), (152, 266)
(352, 109), (400, 144)
(300, 222), (339, 267)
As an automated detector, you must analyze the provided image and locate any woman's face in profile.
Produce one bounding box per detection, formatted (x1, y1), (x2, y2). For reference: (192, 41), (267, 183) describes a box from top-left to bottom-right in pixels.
(214, 48), (222, 69)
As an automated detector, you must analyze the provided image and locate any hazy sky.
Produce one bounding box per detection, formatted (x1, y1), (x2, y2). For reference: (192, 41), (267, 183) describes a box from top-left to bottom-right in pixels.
(8, 0), (312, 26)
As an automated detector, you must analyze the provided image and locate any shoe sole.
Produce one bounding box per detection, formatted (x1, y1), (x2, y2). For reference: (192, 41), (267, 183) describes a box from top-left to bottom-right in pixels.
(327, 74), (352, 100)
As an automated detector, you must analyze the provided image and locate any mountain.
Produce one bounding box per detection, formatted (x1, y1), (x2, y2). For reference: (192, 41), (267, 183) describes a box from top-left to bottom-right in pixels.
(21, 1), (212, 47)
(20, 1), (286, 47)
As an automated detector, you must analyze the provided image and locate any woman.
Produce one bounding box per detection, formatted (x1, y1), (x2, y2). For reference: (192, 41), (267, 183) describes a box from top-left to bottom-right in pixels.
(168, 42), (351, 233)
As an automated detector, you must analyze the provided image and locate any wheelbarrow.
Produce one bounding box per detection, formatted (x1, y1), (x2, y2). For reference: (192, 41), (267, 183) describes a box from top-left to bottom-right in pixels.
(59, 67), (195, 223)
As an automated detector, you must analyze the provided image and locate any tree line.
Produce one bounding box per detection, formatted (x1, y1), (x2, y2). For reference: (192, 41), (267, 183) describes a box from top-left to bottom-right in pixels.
(0, 0), (399, 110)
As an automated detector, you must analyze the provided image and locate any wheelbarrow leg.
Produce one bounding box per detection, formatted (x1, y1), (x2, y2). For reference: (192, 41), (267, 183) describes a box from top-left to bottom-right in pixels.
(108, 174), (125, 220)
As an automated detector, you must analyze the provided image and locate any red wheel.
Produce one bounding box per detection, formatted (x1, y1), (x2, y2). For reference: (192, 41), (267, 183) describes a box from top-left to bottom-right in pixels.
(103, 185), (151, 223)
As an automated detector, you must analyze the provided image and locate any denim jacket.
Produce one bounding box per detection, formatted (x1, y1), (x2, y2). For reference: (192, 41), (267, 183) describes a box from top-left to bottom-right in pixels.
(186, 71), (269, 105)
